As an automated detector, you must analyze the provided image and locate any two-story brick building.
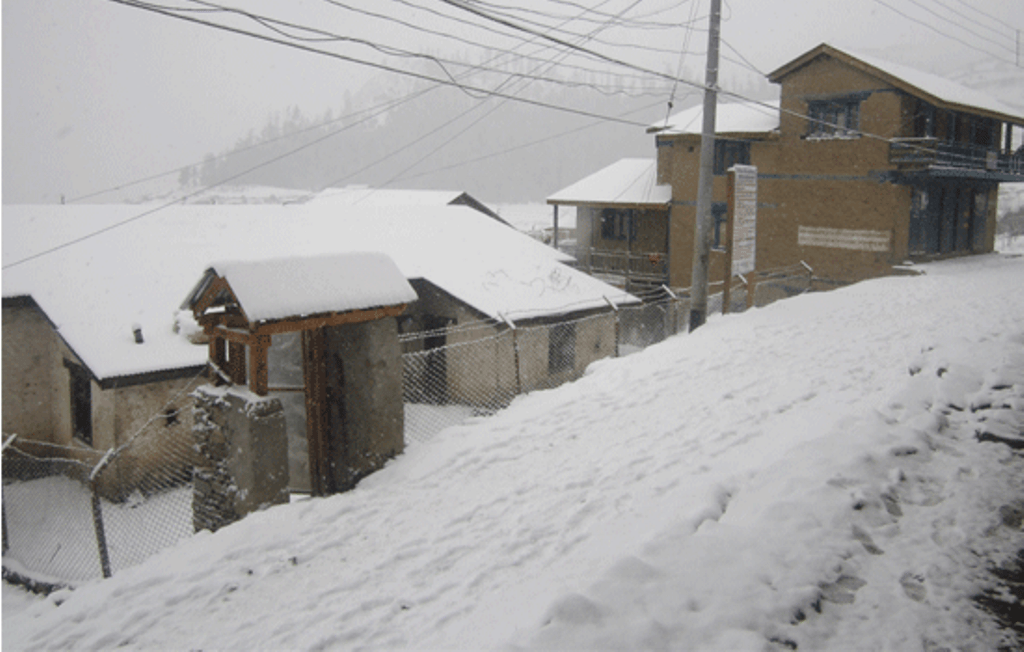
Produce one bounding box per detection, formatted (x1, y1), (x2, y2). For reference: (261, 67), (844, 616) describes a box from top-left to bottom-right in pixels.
(551, 43), (1024, 292)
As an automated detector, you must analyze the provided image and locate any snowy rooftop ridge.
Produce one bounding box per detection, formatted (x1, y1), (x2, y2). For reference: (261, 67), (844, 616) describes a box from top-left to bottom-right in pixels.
(547, 158), (671, 206)
(651, 99), (781, 137)
(770, 43), (1024, 123)
(307, 186), (467, 207)
(3, 203), (634, 381)
(201, 253), (417, 324)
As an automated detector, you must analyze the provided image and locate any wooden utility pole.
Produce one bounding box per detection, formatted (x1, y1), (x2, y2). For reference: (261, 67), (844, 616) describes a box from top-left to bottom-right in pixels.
(688, 0), (722, 331)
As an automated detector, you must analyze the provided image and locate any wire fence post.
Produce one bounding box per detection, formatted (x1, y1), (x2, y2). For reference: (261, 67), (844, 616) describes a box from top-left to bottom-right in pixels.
(90, 487), (112, 579)
(88, 448), (117, 579)
(500, 313), (521, 396)
(604, 296), (620, 357)
(2, 434), (17, 556)
(2, 501), (8, 556)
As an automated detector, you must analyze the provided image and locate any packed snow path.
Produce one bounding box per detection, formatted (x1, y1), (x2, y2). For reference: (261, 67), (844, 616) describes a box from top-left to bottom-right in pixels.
(5, 253), (1024, 650)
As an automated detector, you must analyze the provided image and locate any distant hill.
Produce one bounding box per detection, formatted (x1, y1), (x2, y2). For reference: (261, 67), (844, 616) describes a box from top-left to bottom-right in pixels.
(178, 52), (1021, 205)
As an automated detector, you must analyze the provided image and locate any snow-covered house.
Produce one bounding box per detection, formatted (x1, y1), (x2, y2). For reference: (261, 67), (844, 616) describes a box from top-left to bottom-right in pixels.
(551, 43), (1024, 289)
(548, 158), (672, 293)
(306, 186), (510, 227)
(3, 203), (636, 493)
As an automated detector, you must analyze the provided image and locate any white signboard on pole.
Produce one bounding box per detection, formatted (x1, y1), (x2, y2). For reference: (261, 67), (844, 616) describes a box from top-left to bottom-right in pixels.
(729, 164), (757, 277)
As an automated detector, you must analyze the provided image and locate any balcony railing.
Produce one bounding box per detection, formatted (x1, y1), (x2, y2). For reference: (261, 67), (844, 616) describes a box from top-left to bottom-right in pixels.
(890, 138), (1024, 177)
(576, 248), (669, 286)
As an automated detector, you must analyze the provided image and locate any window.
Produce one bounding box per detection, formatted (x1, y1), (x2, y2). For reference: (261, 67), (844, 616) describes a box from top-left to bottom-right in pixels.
(599, 208), (637, 241)
(712, 203), (728, 250)
(65, 360), (92, 446)
(807, 98), (861, 138)
(548, 322), (576, 374)
(714, 140), (750, 175)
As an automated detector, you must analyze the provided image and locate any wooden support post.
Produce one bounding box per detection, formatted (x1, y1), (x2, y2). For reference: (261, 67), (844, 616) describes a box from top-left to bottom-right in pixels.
(553, 204), (559, 250)
(303, 329), (332, 497)
(722, 170), (736, 315)
(228, 341), (247, 386)
(209, 335), (227, 384)
(249, 334), (270, 396)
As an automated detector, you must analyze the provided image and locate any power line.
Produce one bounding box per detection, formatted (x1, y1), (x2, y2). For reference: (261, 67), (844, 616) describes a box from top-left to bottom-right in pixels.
(11, 0), (669, 268)
(24, 0), (1015, 270)
(870, 0), (1019, 65)
(906, 0), (1016, 54)
(71, 0), (673, 205)
(394, 99), (667, 186)
(311, 0), (641, 198)
(316, 0), (680, 87)
(179, 0), (657, 96)
(66, 88), (437, 203)
(110, 1), (663, 125)
(364, 0), (646, 194)
(949, 0), (1023, 33)
(924, 0), (1018, 46)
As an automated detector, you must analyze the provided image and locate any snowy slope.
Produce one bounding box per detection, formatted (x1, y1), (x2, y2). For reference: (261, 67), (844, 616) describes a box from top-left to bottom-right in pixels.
(5, 252), (1024, 650)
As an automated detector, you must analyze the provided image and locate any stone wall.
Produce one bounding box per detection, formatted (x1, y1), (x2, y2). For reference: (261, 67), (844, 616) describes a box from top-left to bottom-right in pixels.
(192, 385), (289, 532)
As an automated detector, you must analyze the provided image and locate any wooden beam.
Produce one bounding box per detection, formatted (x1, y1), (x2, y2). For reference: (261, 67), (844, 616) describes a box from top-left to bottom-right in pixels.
(208, 332), (227, 384)
(192, 277), (233, 317)
(198, 312), (249, 329)
(253, 304), (408, 337)
(209, 325), (257, 346)
(228, 341), (247, 386)
(303, 329), (332, 496)
(249, 334), (269, 396)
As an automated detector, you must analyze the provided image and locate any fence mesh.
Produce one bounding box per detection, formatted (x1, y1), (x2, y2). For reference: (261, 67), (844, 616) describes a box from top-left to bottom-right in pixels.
(2, 263), (821, 588)
(400, 263), (818, 445)
(3, 375), (203, 589)
(3, 445), (102, 584)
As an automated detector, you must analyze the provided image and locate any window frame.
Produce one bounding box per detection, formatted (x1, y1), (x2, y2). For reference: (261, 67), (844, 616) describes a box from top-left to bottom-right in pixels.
(599, 208), (637, 242)
(806, 97), (862, 139)
(713, 140), (751, 175)
(64, 359), (93, 446)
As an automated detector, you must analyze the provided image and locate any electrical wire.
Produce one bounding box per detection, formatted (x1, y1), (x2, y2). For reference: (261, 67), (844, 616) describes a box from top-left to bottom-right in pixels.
(18, 0), (1019, 271)
(869, 0), (1019, 65)
(362, 0), (645, 196)
(924, 0), (1018, 46)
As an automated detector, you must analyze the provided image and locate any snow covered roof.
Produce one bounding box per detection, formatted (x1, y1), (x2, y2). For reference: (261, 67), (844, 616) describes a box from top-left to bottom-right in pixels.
(308, 187), (468, 207)
(547, 159), (671, 207)
(650, 100), (781, 137)
(3, 204), (635, 382)
(769, 43), (1024, 124)
(194, 253), (417, 324)
(307, 186), (507, 224)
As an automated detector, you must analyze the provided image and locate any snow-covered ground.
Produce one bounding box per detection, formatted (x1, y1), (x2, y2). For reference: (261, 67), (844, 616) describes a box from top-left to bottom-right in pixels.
(5, 248), (1024, 650)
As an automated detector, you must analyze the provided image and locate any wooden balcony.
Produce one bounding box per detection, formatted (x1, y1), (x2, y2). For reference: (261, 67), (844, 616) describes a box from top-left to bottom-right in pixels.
(890, 138), (1024, 179)
(575, 248), (669, 288)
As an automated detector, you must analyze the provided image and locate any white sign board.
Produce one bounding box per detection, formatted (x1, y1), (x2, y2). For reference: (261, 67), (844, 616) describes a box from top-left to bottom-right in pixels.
(729, 164), (757, 276)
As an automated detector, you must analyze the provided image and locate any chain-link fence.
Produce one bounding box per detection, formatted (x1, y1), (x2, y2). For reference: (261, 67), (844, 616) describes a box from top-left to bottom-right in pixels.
(2, 262), (821, 590)
(400, 262), (820, 445)
(3, 376), (202, 591)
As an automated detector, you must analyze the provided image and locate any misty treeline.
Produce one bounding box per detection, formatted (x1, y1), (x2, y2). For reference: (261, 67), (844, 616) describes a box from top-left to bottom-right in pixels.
(180, 57), (773, 202)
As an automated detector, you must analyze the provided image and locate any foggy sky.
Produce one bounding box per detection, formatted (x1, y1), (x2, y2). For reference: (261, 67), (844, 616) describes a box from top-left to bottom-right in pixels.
(3, 0), (1021, 204)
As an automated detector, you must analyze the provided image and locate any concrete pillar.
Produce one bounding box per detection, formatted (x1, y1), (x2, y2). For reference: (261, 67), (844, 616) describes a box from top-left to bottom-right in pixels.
(323, 318), (405, 491)
(192, 385), (289, 532)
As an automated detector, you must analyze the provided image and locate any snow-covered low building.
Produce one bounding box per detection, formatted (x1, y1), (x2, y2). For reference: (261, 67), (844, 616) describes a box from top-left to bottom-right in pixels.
(548, 158), (672, 294)
(2, 203), (637, 495)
